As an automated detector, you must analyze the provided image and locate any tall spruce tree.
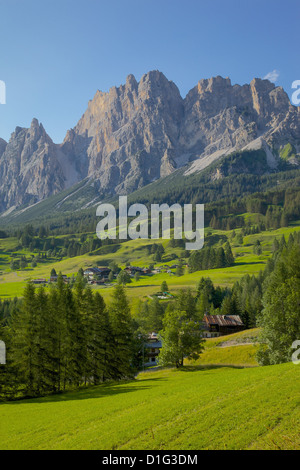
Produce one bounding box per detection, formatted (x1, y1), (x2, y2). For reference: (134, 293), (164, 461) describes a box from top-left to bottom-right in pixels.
(257, 244), (300, 365)
(109, 284), (135, 379)
(90, 292), (112, 384)
(10, 282), (39, 396)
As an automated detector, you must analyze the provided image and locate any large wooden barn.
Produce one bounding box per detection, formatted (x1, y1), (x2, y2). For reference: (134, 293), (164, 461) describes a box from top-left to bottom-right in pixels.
(202, 314), (244, 338)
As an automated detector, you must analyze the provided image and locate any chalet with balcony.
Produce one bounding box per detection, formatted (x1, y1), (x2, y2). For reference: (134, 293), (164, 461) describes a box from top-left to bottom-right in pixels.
(143, 332), (162, 367)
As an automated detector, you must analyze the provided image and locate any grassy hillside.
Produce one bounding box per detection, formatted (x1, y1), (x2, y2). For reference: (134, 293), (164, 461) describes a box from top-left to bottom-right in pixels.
(0, 362), (298, 450)
(187, 328), (260, 367)
(1, 223), (300, 303)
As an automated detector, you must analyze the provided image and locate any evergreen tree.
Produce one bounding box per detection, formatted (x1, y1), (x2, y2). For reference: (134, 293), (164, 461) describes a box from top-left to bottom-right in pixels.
(272, 238), (279, 253)
(10, 283), (39, 396)
(224, 241), (234, 266)
(38, 226), (47, 238)
(91, 292), (112, 383)
(176, 259), (184, 277)
(148, 297), (165, 332)
(161, 281), (169, 292)
(257, 245), (300, 365)
(109, 284), (135, 379)
(117, 270), (132, 285)
(215, 247), (226, 268)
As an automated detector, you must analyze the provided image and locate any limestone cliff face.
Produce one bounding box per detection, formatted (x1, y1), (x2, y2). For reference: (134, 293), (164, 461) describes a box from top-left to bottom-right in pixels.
(180, 76), (298, 158)
(64, 72), (299, 193)
(0, 119), (80, 212)
(0, 71), (299, 213)
(0, 138), (7, 158)
(62, 71), (184, 193)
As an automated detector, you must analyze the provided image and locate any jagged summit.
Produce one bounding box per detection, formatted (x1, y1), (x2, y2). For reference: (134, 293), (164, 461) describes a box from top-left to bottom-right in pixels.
(0, 71), (299, 213)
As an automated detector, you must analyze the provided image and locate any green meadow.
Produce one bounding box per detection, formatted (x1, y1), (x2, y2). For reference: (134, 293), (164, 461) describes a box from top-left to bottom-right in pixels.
(187, 328), (260, 367)
(1, 224), (300, 450)
(0, 360), (299, 450)
(1, 223), (300, 303)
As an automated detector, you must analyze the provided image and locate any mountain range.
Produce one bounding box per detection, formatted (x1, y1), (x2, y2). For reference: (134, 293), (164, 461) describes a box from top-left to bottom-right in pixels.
(0, 70), (299, 217)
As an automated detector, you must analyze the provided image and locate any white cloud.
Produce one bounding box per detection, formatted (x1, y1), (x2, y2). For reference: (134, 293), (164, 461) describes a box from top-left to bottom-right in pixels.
(263, 70), (280, 83)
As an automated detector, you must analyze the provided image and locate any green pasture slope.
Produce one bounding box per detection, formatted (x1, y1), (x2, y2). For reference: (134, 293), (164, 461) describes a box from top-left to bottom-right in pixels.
(1, 222), (300, 302)
(187, 328), (260, 367)
(0, 360), (299, 450)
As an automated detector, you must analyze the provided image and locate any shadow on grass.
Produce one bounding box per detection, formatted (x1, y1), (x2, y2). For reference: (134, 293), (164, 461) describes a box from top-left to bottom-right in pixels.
(179, 364), (250, 372)
(4, 377), (167, 405)
(127, 285), (156, 289)
(234, 261), (264, 267)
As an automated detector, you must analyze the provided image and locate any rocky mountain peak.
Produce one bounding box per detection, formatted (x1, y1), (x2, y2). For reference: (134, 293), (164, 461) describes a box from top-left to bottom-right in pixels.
(138, 70), (182, 101)
(125, 73), (138, 90)
(0, 71), (299, 214)
(0, 120), (78, 212)
(197, 75), (232, 94)
(0, 138), (7, 158)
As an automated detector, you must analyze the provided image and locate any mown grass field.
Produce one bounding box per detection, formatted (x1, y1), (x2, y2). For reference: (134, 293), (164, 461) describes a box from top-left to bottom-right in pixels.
(0, 361), (299, 450)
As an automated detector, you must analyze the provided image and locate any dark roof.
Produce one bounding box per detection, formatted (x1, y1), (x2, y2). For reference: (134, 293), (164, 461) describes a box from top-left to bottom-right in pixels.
(204, 315), (244, 327)
(125, 266), (143, 271)
(144, 341), (162, 349)
(84, 267), (110, 274)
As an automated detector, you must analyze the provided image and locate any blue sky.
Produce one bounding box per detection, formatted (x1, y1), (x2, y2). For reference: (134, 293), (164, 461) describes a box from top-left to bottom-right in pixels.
(0, 0), (299, 143)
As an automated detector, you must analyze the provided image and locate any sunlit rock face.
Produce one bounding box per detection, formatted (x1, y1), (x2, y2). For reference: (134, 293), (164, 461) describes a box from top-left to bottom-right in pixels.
(0, 71), (299, 212)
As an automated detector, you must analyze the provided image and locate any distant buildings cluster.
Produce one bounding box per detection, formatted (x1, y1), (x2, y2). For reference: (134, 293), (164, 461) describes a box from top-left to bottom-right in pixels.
(31, 263), (183, 286)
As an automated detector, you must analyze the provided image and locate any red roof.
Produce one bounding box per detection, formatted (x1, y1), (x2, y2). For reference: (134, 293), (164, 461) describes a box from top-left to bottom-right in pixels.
(204, 315), (244, 327)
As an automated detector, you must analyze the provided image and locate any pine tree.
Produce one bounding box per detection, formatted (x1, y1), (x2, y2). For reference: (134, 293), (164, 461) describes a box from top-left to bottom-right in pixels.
(215, 247), (226, 268)
(257, 245), (300, 365)
(224, 241), (234, 266)
(161, 281), (169, 292)
(33, 286), (52, 395)
(91, 292), (112, 383)
(176, 259), (184, 277)
(109, 284), (135, 379)
(272, 238), (279, 253)
(10, 282), (39, 396)
(117, 270), (132, 285)
(148, 297), (165, 332)
(69, 278), (86, 387)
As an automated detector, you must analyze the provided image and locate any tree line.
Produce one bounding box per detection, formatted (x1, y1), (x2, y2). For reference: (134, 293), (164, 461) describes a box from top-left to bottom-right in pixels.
(189, 241), (234, 272)
(0, 276), (138, 400)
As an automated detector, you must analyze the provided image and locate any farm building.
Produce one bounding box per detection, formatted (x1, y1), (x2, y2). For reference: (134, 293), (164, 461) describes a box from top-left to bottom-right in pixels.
(84, 267), (111, 280)
(202, 314), (244, 338)
(50, 275), (69, 283)
(142, 268), (152, 275)
(32, 278), (47, 285)
(143, 332), (162, 367)
(124, 266), (152, 276)
(124, 266), (143, 276)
